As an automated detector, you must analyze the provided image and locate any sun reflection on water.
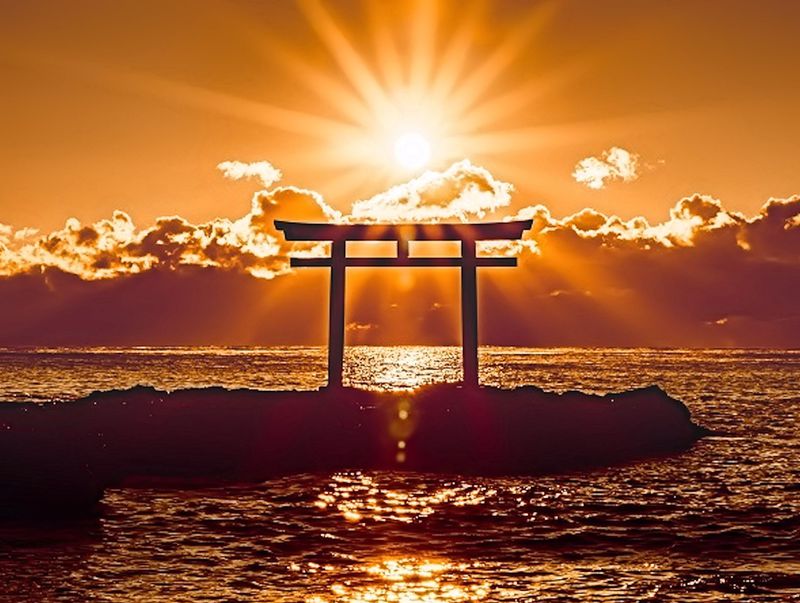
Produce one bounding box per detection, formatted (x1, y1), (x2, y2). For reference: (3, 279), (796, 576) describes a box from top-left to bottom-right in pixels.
(303, 557), (491, 603)
(344, 347), (462, 390)
(314, 472), (498, 524)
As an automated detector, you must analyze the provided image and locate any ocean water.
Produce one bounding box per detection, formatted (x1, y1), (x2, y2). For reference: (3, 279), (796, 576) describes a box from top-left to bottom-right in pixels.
(0, 346), (799, 602)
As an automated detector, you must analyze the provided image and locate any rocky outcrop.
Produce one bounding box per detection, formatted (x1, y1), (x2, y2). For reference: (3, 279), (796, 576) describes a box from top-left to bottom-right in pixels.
(0, 384), (708, 516)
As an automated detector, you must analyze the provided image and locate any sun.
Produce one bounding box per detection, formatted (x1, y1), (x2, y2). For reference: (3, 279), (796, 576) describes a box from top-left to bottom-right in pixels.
(129, 1), (565, 201)
(393, 132), (432, 171)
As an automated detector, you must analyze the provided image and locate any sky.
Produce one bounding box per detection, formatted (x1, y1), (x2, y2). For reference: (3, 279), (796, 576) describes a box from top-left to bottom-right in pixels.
(1, 0), (799, 347)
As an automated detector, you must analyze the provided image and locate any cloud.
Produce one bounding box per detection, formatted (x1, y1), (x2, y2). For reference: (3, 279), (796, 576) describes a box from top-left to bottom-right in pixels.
(1, 162), (799, 347)
(0, 171), (340, 280)
(217, 160), (283, 188)
(480, 192), (800, 346)
(498, 192), (799, 265)
(2, 163), (798, 283)
(349, 159), (513, 222)
(573, 146), (640, 190)
(0, 160), (511, 280)
(13, 227), (40, 240)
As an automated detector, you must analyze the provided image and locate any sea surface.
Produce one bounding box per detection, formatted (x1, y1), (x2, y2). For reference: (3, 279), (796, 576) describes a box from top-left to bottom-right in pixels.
(0, 346), (799, 602)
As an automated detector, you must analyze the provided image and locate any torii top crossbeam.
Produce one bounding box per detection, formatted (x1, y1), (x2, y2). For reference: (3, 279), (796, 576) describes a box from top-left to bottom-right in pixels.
(276, 220), (533, 241)
(275, 219), (532, 388)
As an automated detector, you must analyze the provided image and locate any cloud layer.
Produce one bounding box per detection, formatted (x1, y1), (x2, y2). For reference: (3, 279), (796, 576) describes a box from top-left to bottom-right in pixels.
(1, 162), (341, 281)
(1, 161), (799, 347)
(0, 160), (511, 280)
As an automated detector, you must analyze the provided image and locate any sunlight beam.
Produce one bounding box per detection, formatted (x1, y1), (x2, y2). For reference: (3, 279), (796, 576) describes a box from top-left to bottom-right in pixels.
(427, 0), (485, 109)
(446, 5), (555, 118)
(409, 0), (438, 96)
(365, 0), (405, 92)
(298, 0), (397, 128)
(252, 38), (371, 127)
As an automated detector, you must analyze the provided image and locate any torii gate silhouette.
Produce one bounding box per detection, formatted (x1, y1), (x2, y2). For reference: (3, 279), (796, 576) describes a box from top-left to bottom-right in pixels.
(275, 220), (532, 388)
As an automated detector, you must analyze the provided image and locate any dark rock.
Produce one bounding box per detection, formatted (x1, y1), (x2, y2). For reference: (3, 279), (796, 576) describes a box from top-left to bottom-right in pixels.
(0, 384), (707, 516)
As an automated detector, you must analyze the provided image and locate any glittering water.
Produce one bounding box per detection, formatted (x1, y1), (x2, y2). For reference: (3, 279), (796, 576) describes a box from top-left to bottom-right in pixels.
(1, 347), (799, 602)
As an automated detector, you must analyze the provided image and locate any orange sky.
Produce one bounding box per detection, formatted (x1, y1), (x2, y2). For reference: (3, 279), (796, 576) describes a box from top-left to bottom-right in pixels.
(1, 0), (799, 347)
(3, 0), (800, 230)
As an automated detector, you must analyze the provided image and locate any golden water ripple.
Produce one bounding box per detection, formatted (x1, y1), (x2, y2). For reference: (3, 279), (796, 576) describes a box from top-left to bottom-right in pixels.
(303, 558), (491, 602)
(314, 472), (497, 524)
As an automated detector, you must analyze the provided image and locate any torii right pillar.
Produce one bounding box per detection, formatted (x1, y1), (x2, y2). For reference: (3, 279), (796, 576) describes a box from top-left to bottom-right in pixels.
(460, 238), (479, 387)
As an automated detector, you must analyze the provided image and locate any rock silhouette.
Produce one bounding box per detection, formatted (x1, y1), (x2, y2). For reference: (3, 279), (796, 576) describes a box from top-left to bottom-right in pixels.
(0, 384), (708, 516)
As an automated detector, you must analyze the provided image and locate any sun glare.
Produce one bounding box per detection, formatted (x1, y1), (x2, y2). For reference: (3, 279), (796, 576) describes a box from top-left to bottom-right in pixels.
(393, 131), (432, 171)
(237, 0), (563, 200)
(108, 1), (568, 202)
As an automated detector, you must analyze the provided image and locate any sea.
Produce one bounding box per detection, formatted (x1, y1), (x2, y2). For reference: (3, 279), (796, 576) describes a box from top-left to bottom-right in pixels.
(0, 346), (798, 602)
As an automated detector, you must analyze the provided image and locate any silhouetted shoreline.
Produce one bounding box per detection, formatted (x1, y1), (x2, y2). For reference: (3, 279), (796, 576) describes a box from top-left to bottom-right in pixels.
(0, 384), (708, 517)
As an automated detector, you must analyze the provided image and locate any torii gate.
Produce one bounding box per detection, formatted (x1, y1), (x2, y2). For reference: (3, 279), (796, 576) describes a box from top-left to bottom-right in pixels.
(275, 220), (532, 388)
